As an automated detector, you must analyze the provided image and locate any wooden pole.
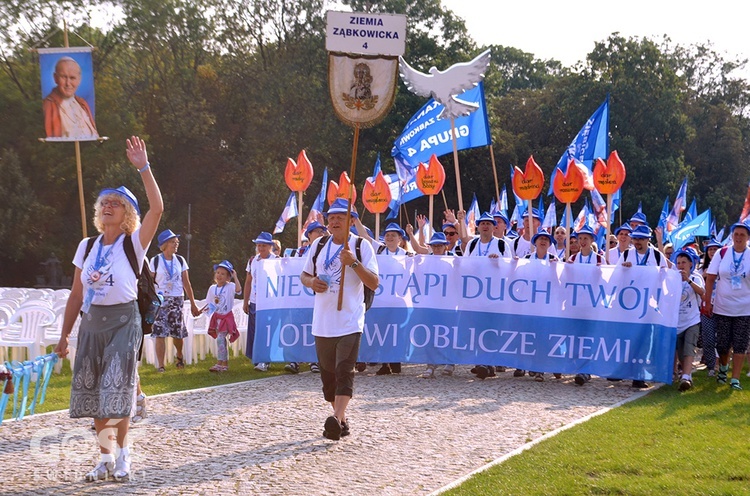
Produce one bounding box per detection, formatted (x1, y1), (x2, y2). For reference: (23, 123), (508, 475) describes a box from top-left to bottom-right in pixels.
(75, 141), (87, 237)
(428, 194), (434, 239)
(441, 190), (449, 212)
(565, 203), (572, 260)
(338, 123), (359, 311)
(375, 212), (381, 241)
(449, 118), (464, 211)
(489, 144), (500, 205)
(297, 191), (303, 249)
(605, 194), (613, 264)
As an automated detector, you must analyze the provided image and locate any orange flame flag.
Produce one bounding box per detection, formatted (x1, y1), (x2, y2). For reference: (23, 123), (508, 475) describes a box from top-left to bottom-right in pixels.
(593, 151), (626, 195)
(512, 156), (545, 201)
(327, 171), (357, 206)
(362, 171), (392, 214)
(284, 151), (314, 192)
(415, 154), (446, 196)
(552, 159), (586, 204)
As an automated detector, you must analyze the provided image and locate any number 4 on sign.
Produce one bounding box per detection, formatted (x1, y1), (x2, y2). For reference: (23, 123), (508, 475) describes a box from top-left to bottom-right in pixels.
(362, 43), (368, 49)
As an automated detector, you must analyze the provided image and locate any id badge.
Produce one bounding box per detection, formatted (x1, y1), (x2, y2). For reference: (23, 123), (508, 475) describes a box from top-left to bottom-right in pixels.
(731, 275), (742, 290)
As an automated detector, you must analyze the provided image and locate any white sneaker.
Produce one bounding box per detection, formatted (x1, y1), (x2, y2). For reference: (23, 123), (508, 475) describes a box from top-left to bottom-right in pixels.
(254, 362), (269, 372)
(419, 368), (435, 378)
(113, 451), (131, 482)
(84, 461), (114, 482)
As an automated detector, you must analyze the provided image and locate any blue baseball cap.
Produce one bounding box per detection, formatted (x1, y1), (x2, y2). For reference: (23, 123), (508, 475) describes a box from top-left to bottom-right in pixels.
(157, 229), (180, 246)
(98, 186), (140, 215)
(325, 199), (359, 219)
(475, 212), (497, 227)
(253, 231), (275, 245)
(213, 260), (234, 273)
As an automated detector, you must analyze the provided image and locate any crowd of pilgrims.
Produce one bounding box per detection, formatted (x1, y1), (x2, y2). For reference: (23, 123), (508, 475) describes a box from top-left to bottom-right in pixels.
(245, 205), (748, 392)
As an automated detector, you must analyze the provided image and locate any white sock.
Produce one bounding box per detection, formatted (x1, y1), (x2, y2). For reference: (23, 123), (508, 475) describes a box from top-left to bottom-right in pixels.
(118, 446), (130, 459)
(681, 374), (691, 381)
(101, 453), (115, 464)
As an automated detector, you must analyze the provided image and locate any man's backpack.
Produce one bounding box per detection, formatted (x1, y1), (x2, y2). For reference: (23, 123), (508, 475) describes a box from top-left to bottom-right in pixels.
(312, 235), (374, 311)
(468, 237), (505, 256)
(84, 234), (161, 334)
(621, 248), (662, 266)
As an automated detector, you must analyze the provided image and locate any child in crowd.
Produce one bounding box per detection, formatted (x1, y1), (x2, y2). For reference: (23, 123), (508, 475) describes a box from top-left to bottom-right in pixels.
(203, 260), (242, 372)
(675, 249), (705, 391)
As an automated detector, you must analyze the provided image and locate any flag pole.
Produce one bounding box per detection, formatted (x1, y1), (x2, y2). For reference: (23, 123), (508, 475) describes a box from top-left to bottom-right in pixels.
(450, 118), (464, 211)
(605, 194), (613, 264)
(441, 190), (449, 212)
(565, 203), (572, 260)
(489, 144), (500, 205)
(297, 191), (303, 250)
(338, 123), (359, 311)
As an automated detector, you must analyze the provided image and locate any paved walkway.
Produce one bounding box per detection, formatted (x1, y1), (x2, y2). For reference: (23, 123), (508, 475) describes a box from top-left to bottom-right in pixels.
(0, 366), (644, 495)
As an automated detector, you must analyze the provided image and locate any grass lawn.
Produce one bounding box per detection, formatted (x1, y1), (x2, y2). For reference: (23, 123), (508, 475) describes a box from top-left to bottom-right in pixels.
(3, 351), (287, 421)
(444, 368), (750, 496)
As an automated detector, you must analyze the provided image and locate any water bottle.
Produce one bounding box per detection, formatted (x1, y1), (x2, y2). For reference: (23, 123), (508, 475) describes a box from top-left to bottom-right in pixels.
(144, 293), (164, 325)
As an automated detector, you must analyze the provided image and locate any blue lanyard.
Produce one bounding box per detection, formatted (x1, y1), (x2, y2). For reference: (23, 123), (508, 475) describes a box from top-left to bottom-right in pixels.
(579, 252), (593, 264)
(478, 240), (490, 257)
(161, 253), (175, 280)
(214, 283), (227, 301)
(93, 233), (123, 271)
(732, 249), (745, 273)
(635, 248), (649, 266)
(324, 236), (349, 271)
(534, 252), (548, 261)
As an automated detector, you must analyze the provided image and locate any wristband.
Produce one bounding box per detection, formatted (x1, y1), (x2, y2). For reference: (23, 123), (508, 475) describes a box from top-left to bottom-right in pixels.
(139, 162), (150, 173)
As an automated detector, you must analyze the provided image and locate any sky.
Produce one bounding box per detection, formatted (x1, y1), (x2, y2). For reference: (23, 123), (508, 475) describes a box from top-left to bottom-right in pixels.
(440, 0), (749, 80)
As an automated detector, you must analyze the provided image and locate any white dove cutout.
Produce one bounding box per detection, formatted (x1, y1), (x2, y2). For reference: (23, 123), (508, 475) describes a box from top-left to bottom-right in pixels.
(399, 49), (491, 120)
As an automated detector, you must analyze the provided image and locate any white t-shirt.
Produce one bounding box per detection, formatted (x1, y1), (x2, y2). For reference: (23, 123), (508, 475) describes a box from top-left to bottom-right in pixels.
(621, 247), (667, 267)
(608, 246), (628, 264)
(706, 247), (750, 316)
(463, 236), (512, 258)
(74, 228), (149, 306)
(149, 253), (188, 297)
(303, 235), (378, 338)
(513, 236), (534, 258)
(246, 253), (278, 304)
(678, 272), (704, 332)
(372, 239), (407, 256)
(205, 282), (238, 316)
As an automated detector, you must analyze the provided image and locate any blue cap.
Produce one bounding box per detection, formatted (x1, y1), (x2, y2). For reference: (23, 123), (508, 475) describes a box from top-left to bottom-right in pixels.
(576, 225), (595, 238)
(730, 221), (750, 234)
(428, 232), (450, 245)
(531, 228), (555, 246)
(492, 211), (509, 225)
(674, 248), (700, 268)
(157, 229), (180, 246)
(630, 225), (652, 239)
(304, 221), (327, 237)
(706, 238), (723, 249)
(475, 212), (497, 227)
(523, 208), (543, 222)
(614, 223), (633, 235)
(98, 186), (140, 215)
(506, 229), (519, 239)
(629, 212), (648, 226)
(213, 260), (234, 273)
(384, 223), (404, 235)
(442, 222), (457, 231)
(325, 199), (359, 219)
(253, 231), (275, 245)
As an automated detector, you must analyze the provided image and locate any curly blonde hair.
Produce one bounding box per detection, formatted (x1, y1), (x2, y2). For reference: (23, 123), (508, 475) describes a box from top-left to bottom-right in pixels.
(93, 193), (141, 234)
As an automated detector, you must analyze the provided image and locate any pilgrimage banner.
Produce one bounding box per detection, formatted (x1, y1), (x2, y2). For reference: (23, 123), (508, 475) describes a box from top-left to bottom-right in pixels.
(254, 256), (680, 383)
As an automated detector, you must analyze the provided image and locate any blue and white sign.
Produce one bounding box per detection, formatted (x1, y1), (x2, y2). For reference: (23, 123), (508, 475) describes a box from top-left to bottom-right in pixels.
(254, 256), (680, 383)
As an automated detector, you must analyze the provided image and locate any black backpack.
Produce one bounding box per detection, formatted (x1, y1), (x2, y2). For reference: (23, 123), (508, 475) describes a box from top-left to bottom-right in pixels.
(621, 248), (662, 266)
(312, 235), (374, 311)
(84, 234), (161, 334)
(468, 237), (505, 256)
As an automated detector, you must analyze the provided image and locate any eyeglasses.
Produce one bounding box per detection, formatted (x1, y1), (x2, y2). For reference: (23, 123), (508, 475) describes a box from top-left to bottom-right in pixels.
(100, 199), (123, 208)
(444, 231), (458, 236)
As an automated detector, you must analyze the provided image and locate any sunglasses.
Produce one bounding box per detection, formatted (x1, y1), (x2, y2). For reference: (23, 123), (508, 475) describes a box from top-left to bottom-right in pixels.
(609, 241), (617, 247)
(100, 199), (123, 208)
(444, 231), (458, 236)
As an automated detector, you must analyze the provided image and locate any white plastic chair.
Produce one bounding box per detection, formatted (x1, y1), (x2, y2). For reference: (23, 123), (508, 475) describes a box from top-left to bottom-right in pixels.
(0, 305), (56, 361)
(232, 301), (249, 357)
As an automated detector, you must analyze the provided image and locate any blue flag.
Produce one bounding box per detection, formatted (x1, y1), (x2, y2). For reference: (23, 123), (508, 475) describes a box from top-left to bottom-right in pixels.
(684, 198), (697, 223)
(392, 83), (491, 206)
(548, 96), (610, 197)
(666, 177), (688, 232)
(656, 197), (670, 243)
(499, 185), (508, 218)
(305, 167), (328, 226)
(273, 192), (299, 234)
(669, 209), (711, 249)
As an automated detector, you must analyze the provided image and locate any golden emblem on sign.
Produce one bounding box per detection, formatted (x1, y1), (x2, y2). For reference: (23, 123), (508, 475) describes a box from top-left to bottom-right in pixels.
(341, 62), (379, 111)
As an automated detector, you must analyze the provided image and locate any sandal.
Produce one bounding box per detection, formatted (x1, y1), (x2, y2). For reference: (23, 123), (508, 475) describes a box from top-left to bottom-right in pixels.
(157, 367), (166, 373)
(175, 357), (185, 369)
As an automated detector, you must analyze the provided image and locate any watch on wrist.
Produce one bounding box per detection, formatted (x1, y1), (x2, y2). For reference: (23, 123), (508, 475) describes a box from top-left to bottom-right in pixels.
(350, 260), (360, 269)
